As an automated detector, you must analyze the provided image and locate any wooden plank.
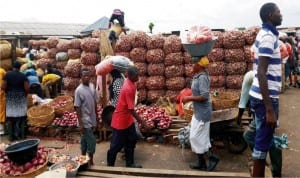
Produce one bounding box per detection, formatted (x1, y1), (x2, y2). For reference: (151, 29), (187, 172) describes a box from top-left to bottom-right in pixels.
(171, 119), (189, 123)
(167, 129), (181, 133)
(78, 171), (159, 178)
(86, 165), (251, 177)
(170, 116), (181, 119)
(169, 123), (188, 129)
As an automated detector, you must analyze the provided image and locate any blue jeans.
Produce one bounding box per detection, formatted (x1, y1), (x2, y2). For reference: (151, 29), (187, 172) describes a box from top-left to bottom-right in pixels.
(243, 120), (282, 177)
(250, 96), (279, 160)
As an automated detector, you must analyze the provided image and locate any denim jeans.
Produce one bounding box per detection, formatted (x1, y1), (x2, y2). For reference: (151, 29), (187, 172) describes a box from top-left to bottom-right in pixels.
(250, 96), (279, 160)
(243, 120), (282, 176)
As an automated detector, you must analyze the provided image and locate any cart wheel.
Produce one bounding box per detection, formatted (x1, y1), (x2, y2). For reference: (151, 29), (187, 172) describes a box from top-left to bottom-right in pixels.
(224, 133), (247, 154)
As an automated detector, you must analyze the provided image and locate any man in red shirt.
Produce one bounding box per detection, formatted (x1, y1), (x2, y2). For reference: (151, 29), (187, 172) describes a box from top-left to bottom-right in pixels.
(107, 66), (147, 168)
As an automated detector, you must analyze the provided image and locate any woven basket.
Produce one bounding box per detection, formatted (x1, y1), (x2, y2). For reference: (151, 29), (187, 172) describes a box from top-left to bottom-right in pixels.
(27, 105), (55, 127)
(211, 92), (239, 111)
(183, 102), (193, 122)
(51, 95), (74, 117)
(183, 108), (193, 122)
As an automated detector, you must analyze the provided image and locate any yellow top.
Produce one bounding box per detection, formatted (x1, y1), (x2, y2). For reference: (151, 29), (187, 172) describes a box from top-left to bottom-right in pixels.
(42, 74), (61, 85)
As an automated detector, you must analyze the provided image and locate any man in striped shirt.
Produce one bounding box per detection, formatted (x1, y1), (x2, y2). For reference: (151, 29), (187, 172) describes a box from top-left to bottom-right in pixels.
(249, 2), (282, 177)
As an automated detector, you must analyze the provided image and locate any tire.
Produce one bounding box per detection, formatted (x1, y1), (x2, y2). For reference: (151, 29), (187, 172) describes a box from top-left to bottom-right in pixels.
(224, 132), (248, 154)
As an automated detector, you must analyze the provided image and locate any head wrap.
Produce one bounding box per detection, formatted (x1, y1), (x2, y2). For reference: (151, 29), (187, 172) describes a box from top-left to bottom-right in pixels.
(197, 56), (209, 67)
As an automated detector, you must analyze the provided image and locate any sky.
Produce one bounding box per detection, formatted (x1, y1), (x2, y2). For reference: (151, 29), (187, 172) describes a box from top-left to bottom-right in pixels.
(0, 0), (299, 33)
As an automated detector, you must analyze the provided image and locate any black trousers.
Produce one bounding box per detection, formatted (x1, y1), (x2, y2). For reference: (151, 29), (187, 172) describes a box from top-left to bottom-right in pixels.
(29, 84), (43, 98)
(107, 123), (138, 166)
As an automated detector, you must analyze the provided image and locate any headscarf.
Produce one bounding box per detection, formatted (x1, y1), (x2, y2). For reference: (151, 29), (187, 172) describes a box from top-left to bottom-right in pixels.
(197, 56), (209, 67)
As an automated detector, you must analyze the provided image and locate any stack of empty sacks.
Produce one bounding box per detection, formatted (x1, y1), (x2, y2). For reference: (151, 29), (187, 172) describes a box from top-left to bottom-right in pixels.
(207, 28), (258, 94)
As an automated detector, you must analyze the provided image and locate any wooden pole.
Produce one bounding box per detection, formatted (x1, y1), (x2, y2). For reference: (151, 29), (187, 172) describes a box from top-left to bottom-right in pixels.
(11, 38), (17, 64)
(99, 30), (114, 107)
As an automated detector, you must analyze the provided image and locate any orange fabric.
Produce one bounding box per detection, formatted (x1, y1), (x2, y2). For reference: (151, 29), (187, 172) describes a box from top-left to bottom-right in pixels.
(285, 43), (292, 55)
(0, 68), (6, 123)
(176, 88), (192, 116)
(280, 42), (289, 59)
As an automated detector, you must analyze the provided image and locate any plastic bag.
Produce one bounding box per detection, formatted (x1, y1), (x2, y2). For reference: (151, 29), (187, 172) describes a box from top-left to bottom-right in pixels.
(56, 52), (69, 61)
(186, 25), (213, 44)
(178, 125), (191, 146)
(95, 57), (113, 75)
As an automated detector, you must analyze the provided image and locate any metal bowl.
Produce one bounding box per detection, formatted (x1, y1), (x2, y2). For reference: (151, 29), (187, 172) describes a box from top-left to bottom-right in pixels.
(4, 138), (40, 165)
(49, 160), (80, 177)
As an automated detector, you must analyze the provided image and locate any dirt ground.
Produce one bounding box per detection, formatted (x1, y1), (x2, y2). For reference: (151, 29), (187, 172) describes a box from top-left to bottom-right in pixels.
(0, 87), (299, 177)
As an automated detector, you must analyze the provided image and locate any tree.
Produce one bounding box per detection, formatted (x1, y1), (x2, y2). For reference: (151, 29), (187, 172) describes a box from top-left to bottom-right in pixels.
(148, 22), (154, 34)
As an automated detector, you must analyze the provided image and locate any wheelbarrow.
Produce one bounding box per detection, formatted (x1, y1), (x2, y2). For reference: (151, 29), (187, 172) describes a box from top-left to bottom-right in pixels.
(210, 108), (247, 154)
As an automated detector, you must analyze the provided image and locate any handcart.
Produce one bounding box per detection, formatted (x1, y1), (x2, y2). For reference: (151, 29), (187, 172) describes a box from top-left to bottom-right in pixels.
(210, 108), (247, 154)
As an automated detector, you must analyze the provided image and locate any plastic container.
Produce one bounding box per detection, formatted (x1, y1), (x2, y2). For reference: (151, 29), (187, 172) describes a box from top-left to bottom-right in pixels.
(182, 39), (216, 57)
(4, 139), (40, 165)
(49, 160), (80, 178)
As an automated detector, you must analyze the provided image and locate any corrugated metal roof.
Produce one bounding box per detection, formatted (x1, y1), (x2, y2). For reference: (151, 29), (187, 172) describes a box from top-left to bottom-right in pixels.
(0, 21), (88, 36)
(80, 16), (110, 33)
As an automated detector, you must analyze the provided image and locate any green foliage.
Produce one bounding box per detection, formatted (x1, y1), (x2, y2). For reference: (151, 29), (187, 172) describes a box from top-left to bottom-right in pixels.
(148, 22), (154, 33)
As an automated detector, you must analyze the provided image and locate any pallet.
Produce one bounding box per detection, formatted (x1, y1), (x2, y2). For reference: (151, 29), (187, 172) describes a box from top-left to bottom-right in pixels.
(77, 165), (251, 177)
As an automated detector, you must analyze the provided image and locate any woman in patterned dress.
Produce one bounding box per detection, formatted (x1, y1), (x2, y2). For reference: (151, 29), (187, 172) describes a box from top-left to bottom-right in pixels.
(1, 61), (29, 141)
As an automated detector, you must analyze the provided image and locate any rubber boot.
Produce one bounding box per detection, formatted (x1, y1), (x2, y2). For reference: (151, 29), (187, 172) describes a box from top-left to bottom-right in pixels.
(7, 122), (14, 142)
(190, 154), (207, 171)
(207, 152), (219, 171)
(269, 147), (282, 177)
(252, 159), (266, 177)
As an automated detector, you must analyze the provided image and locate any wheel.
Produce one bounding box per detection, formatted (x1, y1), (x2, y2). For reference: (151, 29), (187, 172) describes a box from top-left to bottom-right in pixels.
(224, 132), (248, 154)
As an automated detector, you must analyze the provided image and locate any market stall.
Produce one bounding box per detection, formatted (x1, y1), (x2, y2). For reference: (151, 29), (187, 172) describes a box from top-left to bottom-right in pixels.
(0, 24), (265, 177)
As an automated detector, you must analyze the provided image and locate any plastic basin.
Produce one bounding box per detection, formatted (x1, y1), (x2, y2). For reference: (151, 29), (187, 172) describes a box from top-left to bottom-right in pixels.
(183, 39), (216, 57)
(4, 138), (40, 165)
